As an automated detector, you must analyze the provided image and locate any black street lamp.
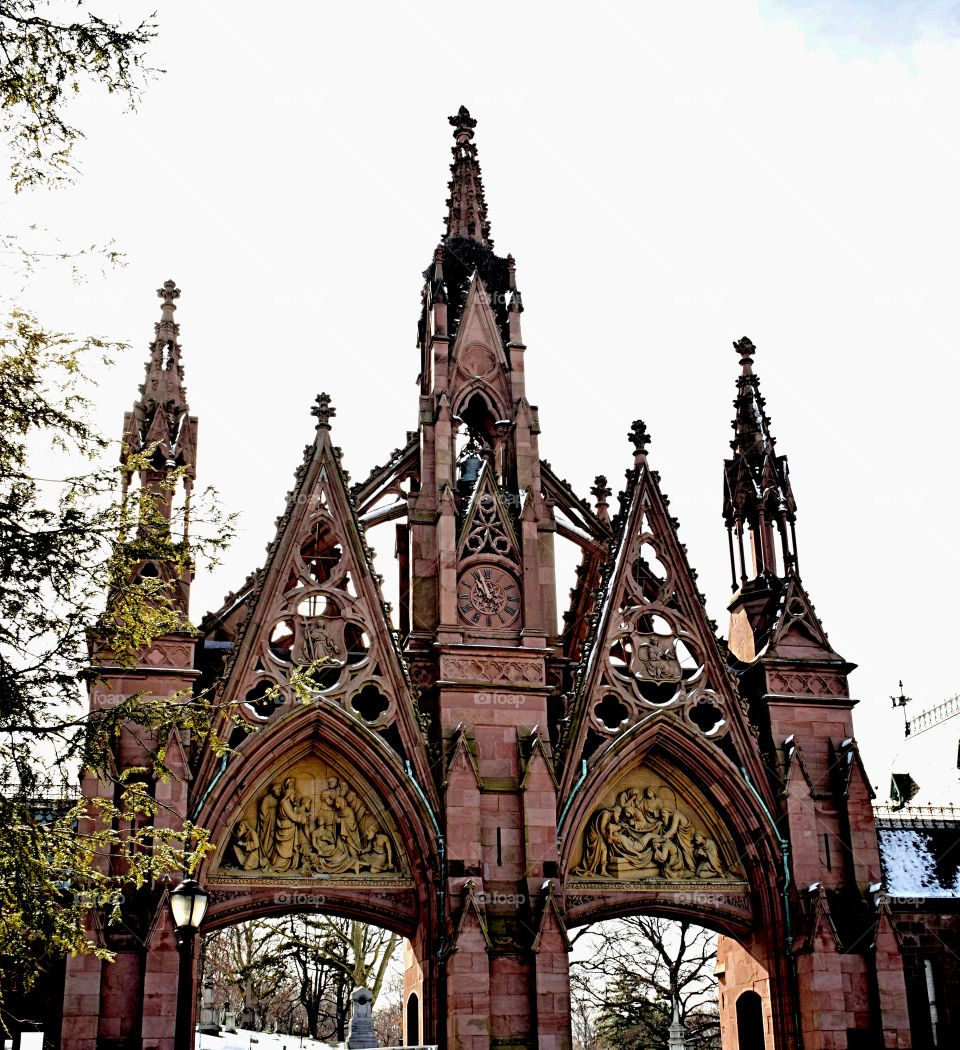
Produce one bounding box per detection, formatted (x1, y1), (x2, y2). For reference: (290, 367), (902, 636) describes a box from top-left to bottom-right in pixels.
(169, 879), (209, 1050)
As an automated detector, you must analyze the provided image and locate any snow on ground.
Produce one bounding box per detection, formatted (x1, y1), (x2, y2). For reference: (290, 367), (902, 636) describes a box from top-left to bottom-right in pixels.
(199, 1029), (338, 1050)
(196, 1029), (434, 1050)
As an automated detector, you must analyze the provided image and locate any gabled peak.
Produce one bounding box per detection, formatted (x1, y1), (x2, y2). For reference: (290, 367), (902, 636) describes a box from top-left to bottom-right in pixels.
(457, 460), (520, 563)
(452, 274), (505, 357)
(558, 429), (764, 787)
(767, 575), (845, 663)
(215, 402), (435, 789)
(444, 106), (492, 247)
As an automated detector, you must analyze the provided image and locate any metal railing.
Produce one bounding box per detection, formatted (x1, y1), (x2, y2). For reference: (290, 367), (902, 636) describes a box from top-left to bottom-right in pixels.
(906, 693), (960, 737)
(874, 803), (960, 828)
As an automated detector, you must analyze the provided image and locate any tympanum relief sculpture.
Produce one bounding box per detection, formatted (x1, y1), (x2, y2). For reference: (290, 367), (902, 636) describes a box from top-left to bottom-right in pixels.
(571, 775), (743, 884)
(211, 757), (408, 883)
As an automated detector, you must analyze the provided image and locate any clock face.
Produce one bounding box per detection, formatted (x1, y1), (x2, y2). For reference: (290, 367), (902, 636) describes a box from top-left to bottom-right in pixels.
(457, 565), (521, 628)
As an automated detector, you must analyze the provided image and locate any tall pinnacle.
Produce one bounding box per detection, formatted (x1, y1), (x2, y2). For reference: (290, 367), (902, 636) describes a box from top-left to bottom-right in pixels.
(444, 106), (493, 246)
(122, 280), (197, 482)
(729, 337), (776, 464)
(723, 337), (797, 583)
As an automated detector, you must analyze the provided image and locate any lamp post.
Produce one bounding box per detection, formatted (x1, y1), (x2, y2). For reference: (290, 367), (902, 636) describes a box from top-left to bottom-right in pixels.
(169, 879), (209, 1050)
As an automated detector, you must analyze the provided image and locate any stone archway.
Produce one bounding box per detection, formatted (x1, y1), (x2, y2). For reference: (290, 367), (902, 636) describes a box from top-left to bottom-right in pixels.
(558, 719), (794, 1049)
(189, 703), (442, 1044)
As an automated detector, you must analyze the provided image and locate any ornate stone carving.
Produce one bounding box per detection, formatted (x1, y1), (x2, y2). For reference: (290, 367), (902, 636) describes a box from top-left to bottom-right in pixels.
(458, 344), (497, 380)
(767, 670), (848, 698)
(464, 490), (513, 558)
(311, 392), (336, 428)
(235, 455), (402, 726)
(570, 767), (744, 886)
(211, 755), (408, 882)
(143, 643), (194, 668)
(442, 655), (544, 685)
(292, 615), (344, 666)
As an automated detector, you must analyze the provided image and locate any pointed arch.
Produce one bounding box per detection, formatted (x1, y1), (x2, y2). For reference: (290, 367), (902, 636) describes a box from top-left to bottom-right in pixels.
(196, 699), (441, 938)
(560, 712), (782, 937)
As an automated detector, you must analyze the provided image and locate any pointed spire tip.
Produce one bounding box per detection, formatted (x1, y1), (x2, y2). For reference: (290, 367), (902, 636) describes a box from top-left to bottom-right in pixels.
(443, 105), (492, 246)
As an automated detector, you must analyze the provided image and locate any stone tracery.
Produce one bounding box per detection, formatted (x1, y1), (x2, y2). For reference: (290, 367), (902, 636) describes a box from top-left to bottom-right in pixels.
(587, 518), (729, 740)
(235, 457), (400, 729)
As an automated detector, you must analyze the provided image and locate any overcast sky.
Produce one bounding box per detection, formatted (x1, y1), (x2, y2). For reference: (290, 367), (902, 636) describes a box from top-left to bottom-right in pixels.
(9, 0), (960, 791)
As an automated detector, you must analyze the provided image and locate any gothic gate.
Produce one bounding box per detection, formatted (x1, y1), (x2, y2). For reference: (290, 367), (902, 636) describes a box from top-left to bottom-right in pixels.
(60, 108), (913, 1050)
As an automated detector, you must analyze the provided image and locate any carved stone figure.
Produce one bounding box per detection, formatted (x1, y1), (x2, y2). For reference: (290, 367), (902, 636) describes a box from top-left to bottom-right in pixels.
(229, 820), (260, 870)
(270, 777), (303, 871)
(293, 616), (344, 666)
(693, 831), (726, 879)
(214, 760), (403, 879)
(633, 631), (682, 682)
(256, 782), (281, 865)
(572, 780), (739, 882)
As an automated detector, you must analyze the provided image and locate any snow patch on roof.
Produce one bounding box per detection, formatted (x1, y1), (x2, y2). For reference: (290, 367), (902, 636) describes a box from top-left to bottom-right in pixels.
(877, 827), (960, 898)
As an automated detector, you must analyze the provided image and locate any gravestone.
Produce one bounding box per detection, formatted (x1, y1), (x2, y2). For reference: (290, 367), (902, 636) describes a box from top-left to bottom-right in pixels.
(198, 981), (221, 1036)
(345, 986), (378, 1049)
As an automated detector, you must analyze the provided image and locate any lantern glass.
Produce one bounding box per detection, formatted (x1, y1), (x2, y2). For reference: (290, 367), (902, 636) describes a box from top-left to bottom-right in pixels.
(169, 879), (209, 931)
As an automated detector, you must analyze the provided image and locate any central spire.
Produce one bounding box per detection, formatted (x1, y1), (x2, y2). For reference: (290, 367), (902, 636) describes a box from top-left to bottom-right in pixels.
(444, 105), (493, 246)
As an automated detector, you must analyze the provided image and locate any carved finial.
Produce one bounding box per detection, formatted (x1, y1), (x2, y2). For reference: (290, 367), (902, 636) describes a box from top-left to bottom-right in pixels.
(156, 280), (180, 327)
(449, 105), (477, 141)
(734, 336), (755, 372)
(157, 280), (180, 305)
(591, 475), (612, 503)
(311, 392), (336, 429)
(592, 474), (612, 523)
(628, 420), (651, 455)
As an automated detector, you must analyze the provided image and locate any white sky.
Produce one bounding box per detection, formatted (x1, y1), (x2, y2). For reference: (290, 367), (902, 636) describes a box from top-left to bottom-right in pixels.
(7, 0), (960, 791)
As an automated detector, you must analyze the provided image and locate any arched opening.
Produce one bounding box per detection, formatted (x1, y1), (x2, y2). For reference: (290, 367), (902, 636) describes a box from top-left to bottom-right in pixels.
(560, 734), (787, 1049)
(736, 989), (765, 1050)
(457, 390), (499, 452)
(570, 915), (773, 1050)
(570, 916), (723, 1048)
(405, 991), (419, 1046)
(198, 912), (409, 1048)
